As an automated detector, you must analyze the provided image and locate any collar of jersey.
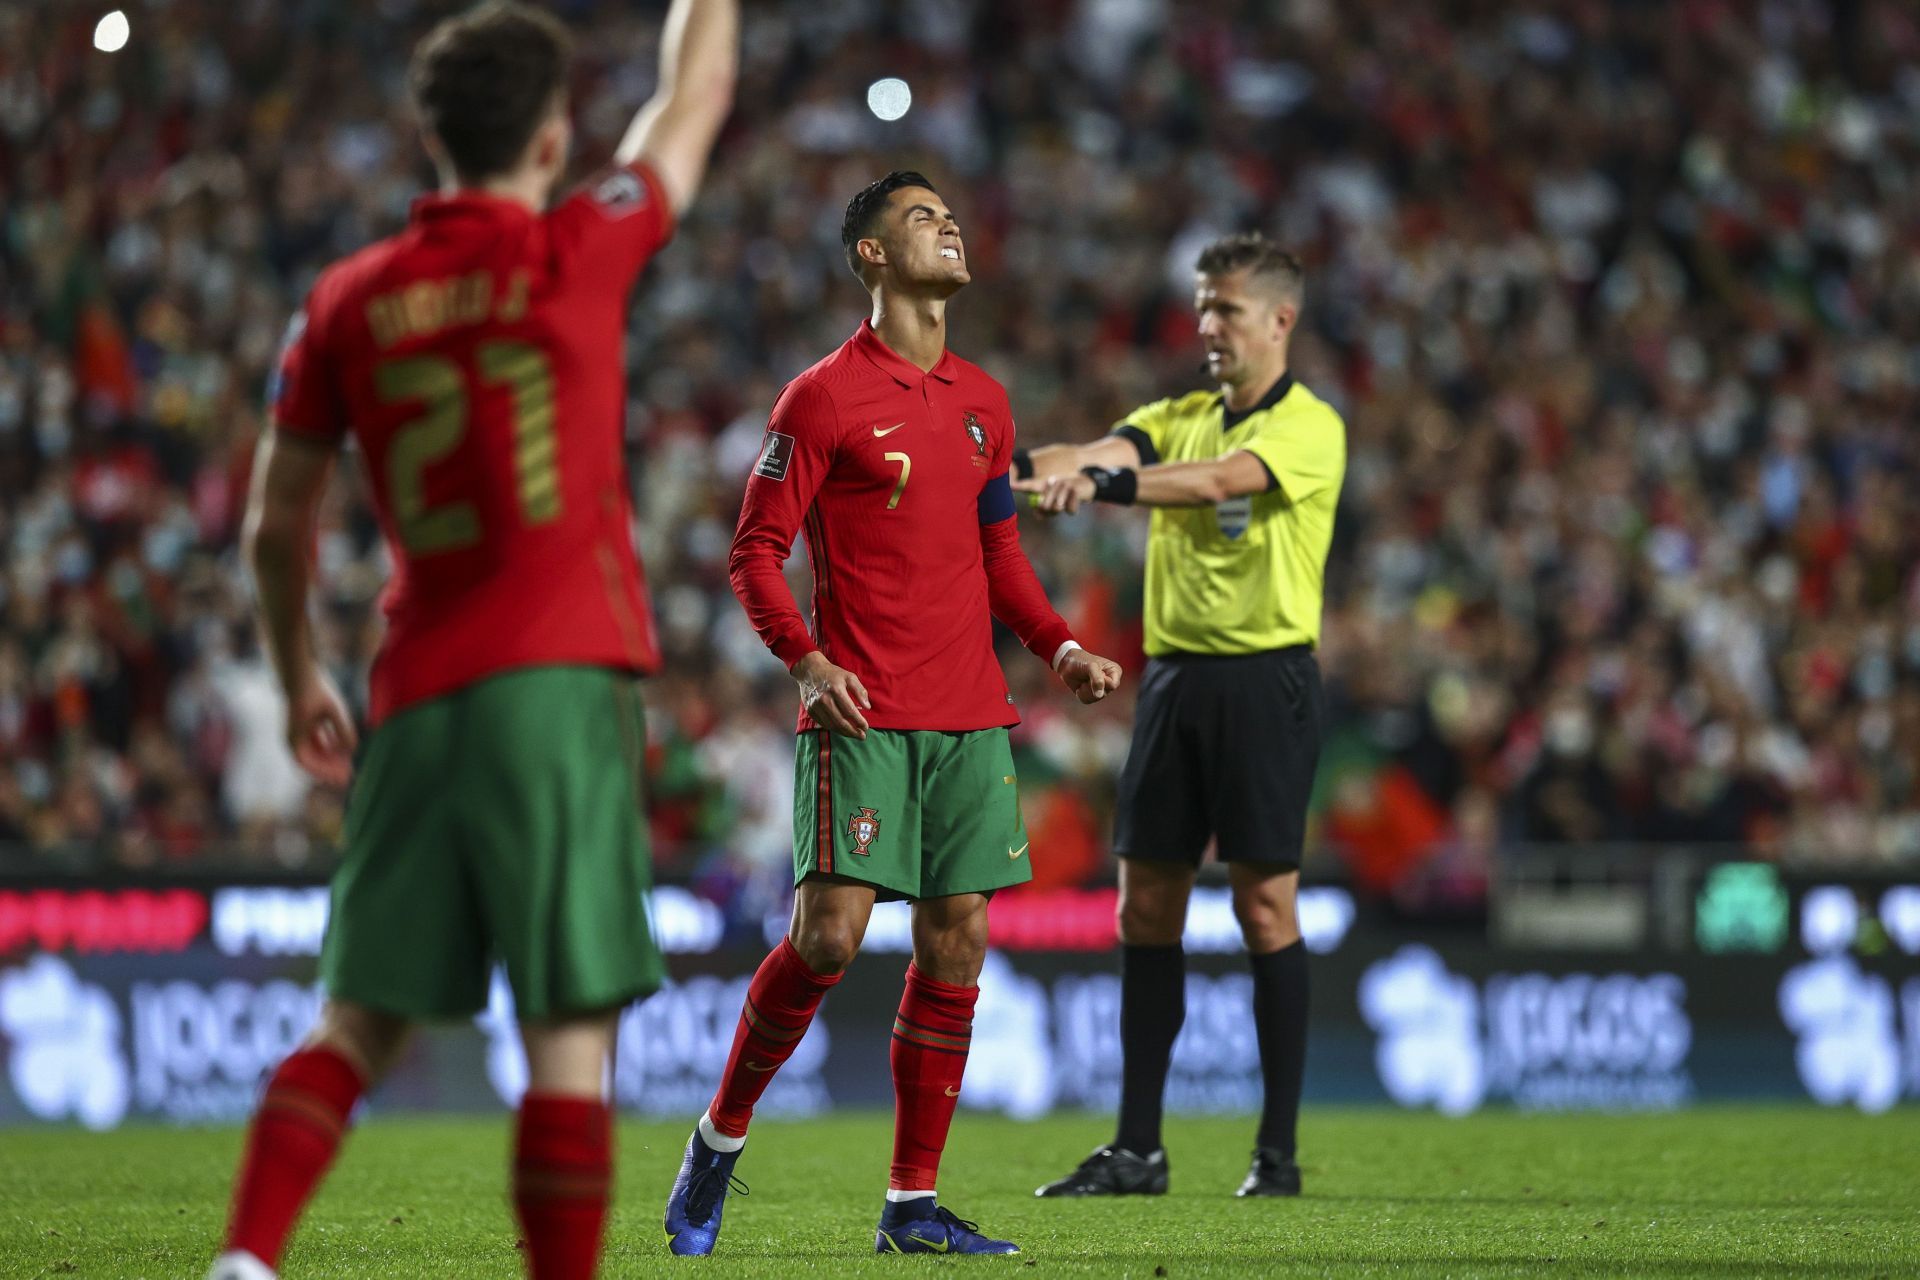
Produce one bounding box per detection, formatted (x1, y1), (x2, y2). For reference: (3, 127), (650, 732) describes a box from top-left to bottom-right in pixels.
(852, 320), (960, 387)
(1220, 371), (1295, 431)
(411, 189), (540, 226)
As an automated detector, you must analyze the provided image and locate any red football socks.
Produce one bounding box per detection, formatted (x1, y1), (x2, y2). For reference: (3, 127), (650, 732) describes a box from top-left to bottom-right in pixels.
(512, 1093), (612, 1280)
(708, 937), (841, 1137)
(888, 964), (979, 1191)
(223, 1045), (366, 1266)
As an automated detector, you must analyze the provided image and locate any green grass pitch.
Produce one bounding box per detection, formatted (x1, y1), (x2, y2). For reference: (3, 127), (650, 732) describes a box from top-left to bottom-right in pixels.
(3, 1109), (1917, 1278)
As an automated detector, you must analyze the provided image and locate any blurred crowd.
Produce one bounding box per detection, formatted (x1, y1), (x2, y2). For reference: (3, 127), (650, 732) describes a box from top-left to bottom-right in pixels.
(3, 0), (1918, 906)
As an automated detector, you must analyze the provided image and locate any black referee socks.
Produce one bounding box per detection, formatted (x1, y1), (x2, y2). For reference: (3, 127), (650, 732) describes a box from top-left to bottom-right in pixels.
(1114, 943), (1186, 1156)
(1248, 939), (1309, 1158)
(1115, 941), (1309, 1160)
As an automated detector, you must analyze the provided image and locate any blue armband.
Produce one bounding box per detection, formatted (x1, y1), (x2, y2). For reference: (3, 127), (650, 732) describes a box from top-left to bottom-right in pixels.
(978, 471), (1016, 523)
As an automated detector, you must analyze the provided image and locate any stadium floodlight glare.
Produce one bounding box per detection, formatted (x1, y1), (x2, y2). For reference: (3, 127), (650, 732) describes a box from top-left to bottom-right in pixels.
(94, 10), (130, 52)
(867, 77), (911, 122)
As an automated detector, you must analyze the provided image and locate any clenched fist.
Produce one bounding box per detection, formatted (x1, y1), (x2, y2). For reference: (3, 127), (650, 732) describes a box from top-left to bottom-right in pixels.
(1057, 648), (1123, 704)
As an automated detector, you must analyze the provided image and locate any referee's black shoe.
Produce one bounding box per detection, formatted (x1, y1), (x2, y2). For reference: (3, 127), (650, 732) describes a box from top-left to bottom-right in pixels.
(1033, 1144), (1168, 1197)
(1235, 1147), (1301, 1197)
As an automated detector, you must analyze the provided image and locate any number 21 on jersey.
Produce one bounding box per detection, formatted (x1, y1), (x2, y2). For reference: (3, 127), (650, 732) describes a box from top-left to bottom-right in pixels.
(374, 341), (558, 556)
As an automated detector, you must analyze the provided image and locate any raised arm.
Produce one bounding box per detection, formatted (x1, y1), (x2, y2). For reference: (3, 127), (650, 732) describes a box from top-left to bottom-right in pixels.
(614, 0), (739, 218)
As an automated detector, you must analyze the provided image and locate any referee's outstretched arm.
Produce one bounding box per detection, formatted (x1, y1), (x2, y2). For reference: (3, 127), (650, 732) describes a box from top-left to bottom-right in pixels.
(1012, 448), (1274, 515)
(1016, 434), (1143, 481)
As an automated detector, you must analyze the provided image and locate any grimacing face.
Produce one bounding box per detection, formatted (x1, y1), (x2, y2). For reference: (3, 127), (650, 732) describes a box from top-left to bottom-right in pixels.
(1195, 268), (1294, 389)
(872, 187), (970, 291)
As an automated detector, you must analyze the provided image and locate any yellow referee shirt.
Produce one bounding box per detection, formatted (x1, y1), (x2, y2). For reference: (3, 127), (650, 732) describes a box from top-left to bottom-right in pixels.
(1113, 374), (1345, 656)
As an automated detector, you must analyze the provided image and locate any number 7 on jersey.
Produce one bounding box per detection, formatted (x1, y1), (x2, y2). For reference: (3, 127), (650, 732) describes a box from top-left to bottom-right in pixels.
(884, 450), (911, 510)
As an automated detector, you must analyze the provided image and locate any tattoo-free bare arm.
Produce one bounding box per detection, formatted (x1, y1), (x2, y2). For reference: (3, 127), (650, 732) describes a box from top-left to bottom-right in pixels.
(614, 0), (739, 218)
(242, 428), (336, 696)
(1133, 450), (1274, 506)
(1022, 436), (1142, 479)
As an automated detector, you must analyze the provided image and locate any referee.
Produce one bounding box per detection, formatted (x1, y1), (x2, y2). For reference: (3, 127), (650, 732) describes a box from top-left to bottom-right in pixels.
(1013, 233), (1344, 1198)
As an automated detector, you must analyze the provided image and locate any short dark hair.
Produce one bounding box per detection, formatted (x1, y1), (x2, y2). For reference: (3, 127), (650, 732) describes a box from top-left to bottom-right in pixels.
(410, 2), (572, 183)
(841, 170), (938, 281)
(1195, 232), (1303, 300)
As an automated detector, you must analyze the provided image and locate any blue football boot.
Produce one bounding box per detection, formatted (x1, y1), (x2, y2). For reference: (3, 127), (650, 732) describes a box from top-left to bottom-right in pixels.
(663, 1128), (747, 1256)
(875, 1198), (1019, 1255)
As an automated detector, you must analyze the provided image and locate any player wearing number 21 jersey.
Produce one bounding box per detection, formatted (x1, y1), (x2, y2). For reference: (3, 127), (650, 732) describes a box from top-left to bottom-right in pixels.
(209, 5), (738, 1280)
(662, 171), (1123, 1260)
(274, 138), (669, 725)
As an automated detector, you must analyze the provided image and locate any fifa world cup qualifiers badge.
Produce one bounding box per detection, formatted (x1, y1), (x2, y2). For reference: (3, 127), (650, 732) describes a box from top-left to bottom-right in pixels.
(846, 807), (882, 856)
(754, 431), (795, 481)
(589, 167), (650, 218)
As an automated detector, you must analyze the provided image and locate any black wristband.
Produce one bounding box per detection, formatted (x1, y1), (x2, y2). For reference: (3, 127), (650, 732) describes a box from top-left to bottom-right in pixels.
(1082, 465), (1138, 505)
(1011, 447), (1034, 481)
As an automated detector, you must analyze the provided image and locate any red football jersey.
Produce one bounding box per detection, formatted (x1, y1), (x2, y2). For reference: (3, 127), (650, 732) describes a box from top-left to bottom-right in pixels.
(271, 163), (674, 725)
(730, 322), (1074, 732)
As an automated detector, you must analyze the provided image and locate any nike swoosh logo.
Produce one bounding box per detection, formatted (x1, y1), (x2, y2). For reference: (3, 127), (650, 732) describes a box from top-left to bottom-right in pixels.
(872, 422), (907, 437)
(908, 1234), (950, 1252)
(1008, 843), (1028, 860)
(745, 1061), (777, 1072)
(945, 1085), (961, 1097)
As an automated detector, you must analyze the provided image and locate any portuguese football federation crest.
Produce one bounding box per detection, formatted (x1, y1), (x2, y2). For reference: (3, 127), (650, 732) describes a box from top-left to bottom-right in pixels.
(846, 806), (882, 856)
(962, 411), (987, 455)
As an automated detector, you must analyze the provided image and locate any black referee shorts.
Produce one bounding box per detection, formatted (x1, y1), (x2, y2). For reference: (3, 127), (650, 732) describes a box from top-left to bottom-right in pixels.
(1112, 646), (1324, 870)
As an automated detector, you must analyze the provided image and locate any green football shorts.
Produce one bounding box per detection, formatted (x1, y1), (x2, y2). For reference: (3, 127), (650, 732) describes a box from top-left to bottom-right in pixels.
(320, 665), (662, 1021)
(793, 727), (1032, 902)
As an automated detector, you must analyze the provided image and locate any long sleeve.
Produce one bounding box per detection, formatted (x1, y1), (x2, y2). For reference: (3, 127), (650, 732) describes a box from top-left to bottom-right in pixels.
(981, 512), (1074, 665)
(728, 377), (839, 669)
